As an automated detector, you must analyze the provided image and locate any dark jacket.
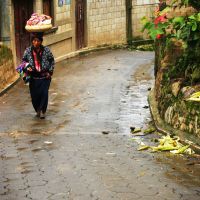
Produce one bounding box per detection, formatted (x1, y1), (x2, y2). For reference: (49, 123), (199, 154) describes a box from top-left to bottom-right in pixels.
(22, 45), (55, 76)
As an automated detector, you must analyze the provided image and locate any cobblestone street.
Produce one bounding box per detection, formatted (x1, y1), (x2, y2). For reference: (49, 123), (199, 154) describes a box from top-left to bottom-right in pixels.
(0, 50), (200, 200)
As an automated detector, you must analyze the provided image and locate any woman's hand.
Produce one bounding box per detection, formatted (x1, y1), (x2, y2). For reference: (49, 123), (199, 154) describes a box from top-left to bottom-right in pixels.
(27, 67), (33, 72)
(46, 72), (51, 79)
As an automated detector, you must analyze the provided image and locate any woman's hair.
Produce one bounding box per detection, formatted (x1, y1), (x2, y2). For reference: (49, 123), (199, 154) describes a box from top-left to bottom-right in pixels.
(31, 32), (44, 42)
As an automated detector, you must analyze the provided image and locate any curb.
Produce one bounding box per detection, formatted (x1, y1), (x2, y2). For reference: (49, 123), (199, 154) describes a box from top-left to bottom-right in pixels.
(148, 88), (200, 154)
(0, 77), (20, 97)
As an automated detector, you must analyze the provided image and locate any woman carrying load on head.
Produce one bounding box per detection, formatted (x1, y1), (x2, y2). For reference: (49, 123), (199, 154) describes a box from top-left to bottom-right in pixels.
(22, 32), (55, 119)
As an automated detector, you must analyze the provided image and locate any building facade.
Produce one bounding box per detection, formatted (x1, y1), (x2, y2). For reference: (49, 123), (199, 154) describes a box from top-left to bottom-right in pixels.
(0, 0), (159, 66)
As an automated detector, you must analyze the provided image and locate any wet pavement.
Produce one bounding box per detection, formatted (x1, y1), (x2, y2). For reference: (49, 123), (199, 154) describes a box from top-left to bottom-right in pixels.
(0, 49), (200, 200)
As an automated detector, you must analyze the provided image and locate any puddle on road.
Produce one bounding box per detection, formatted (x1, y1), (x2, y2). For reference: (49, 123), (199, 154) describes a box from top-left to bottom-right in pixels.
(119, 61), (154, 135)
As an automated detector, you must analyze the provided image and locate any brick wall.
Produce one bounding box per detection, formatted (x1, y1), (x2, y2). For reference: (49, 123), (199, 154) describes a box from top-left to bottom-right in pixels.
(87, 0), (159, 45)
(55, 2), (72, 33)
(87, 0), (126, 46)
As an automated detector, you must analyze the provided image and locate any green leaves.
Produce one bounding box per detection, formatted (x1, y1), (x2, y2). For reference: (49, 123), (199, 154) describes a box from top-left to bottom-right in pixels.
(172, 16), (184, 24)
(171, 14), (200, 41)
(188, 15), (198, 31)
(197, 13), (200, 21)
(192, 22), (197, 31)
(150, 29), (164, 40)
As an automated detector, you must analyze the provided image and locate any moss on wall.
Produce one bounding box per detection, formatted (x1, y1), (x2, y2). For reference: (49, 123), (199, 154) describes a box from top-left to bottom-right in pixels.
(0, 45), (13, 66)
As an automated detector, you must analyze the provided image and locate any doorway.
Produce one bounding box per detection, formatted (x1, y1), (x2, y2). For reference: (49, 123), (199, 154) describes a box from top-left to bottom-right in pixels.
(76, 0), (85, 49)
(14, 0), (33, 62)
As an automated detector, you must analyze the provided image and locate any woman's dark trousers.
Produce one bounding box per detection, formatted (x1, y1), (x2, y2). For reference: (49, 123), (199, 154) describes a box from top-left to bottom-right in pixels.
(29, 78), (51, 113)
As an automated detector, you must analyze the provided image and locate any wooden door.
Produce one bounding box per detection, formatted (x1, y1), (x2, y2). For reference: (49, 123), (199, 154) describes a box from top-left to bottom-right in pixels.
(14, 0), (33, 62)
(76, 0), (85, 49)
(43, 0), (52, 16)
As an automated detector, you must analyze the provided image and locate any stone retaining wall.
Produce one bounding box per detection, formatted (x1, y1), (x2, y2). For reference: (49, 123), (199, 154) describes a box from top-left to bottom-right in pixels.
(155, 41), (200, 138)
(154, 1), (200, 138)
(164, 100), (200, 135)
(0, 59), (16, 90)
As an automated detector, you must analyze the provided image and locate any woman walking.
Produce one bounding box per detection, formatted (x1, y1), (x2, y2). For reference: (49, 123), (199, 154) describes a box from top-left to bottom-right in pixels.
(22, 32), (55, 119)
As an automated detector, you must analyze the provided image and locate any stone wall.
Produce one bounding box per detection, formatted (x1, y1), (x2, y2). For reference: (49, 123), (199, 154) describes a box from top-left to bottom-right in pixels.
(0, 59), (16, 91)
(87, 0), (126, 46)
(155, 41), (200, 137)
(0, 45), (16, 90)
(154, 2), (200, 138)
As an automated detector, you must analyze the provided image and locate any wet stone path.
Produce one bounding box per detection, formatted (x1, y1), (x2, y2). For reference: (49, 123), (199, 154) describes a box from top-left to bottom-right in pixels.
(0, 50), (200, 200)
